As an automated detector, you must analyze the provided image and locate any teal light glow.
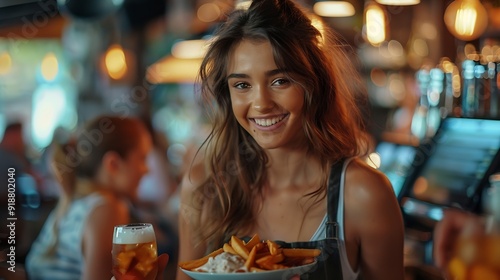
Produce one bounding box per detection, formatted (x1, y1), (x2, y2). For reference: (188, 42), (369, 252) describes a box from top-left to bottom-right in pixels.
(31, 84), (76, 149)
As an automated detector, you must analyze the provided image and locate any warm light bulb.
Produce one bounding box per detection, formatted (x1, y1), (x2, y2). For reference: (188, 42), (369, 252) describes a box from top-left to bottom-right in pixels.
(105, 44), (127, 80)
(375, 0), (420, 5)
(235, 0), (252, 10)
(171, 40), (209, 59)
(41, 53), (59, 82)
(365, 3), (386, 46)
(444, 0), (488, 41)
(313, 1), (355, 17)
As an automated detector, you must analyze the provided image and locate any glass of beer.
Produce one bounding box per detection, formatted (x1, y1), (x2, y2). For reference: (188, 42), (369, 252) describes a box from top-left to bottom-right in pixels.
(447, 177), (500, 279)
(112, 223), (158, 280)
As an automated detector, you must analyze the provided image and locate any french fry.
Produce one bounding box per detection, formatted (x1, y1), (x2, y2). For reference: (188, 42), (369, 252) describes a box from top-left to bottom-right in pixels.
(223, 243), (237, 255)
(253, 242), (265, 252)
(244, 246), (257, 270)
(244, 234), (261, 250)
(180, 234), (321, 273)
(266, 240), (282, 256)
(178, 248), (224, 270)
(256, 253), (285, 266)
(282, 248), (321, 258)
(255, 251), (271, 260)
(231, 236), (250, 259)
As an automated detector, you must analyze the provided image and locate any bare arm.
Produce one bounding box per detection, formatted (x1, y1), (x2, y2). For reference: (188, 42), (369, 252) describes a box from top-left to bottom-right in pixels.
(347, 161), (405, 280)
(81, 195), (129, 280)
(176, 161), (208, 280)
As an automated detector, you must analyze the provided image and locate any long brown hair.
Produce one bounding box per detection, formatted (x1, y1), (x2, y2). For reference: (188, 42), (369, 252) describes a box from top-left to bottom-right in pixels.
(193, 0), (370, 250)
(47, 115), (147, 255)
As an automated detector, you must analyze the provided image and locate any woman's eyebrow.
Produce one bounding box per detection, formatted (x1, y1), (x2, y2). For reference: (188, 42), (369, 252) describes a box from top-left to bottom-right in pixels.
(227, 73), (249, 80)
(265, 69), (287, 77)
(226, 69), (287, 80)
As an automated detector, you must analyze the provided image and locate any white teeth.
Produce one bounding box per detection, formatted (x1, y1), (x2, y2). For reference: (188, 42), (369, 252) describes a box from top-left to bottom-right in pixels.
(254, 115), (285, 127)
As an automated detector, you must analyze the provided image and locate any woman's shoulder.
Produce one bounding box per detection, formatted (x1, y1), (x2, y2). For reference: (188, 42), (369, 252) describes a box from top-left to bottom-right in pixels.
(342, 157), (403, 238)
(343, 157), (394, 202)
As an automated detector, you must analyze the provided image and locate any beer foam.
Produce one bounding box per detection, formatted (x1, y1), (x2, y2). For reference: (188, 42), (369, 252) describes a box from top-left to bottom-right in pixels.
(113, 224), (156, 244)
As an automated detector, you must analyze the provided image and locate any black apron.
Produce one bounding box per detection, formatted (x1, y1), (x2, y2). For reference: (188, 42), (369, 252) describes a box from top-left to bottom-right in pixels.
(275, 159), (345, 279)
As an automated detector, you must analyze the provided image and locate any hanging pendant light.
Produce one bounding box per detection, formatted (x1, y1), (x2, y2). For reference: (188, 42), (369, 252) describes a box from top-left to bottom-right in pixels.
(313, 1), (356, 17)
(375, 0), (420, 5)
(443, 0), (488, 41)
(364, 2), (387, 46)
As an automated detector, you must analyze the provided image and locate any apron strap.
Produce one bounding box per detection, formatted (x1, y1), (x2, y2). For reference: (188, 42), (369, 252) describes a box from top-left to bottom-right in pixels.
(326, 159), (345, 239)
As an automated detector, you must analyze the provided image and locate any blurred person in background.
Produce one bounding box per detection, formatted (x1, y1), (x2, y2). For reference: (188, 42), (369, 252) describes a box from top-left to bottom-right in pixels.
(0, 122), (30, 171)
(0, 122), (32, 268)
(177, 0), (404, 279)
(0, 123), (27, 225)
(25, 115), (153, 280)
(0, 122), (39, 197)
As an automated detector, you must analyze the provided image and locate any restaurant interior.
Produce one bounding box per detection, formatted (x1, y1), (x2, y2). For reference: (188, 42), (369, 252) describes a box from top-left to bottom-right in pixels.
(1, 0), (500, 279)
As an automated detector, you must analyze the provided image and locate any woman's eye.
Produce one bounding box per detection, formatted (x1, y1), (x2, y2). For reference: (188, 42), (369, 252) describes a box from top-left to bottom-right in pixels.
(234, 82), (250, 89)
(272, 78), (289, 86)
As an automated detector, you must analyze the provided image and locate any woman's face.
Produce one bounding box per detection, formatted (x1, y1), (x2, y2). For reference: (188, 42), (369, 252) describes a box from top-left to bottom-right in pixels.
(114, 130), (152, 199)
(227, 40), (306, 150)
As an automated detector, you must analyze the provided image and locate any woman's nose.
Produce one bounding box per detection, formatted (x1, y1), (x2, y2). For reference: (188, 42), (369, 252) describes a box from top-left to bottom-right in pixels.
(253, 86), (274, 111)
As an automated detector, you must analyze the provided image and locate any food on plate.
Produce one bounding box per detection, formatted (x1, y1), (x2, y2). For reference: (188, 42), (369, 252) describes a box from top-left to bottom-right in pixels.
(194, 252), (247, 273)
(179, 234), (320, 273)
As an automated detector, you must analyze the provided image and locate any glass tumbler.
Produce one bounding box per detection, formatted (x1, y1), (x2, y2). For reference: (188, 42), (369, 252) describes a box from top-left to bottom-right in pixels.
(112, 223), (158, 280)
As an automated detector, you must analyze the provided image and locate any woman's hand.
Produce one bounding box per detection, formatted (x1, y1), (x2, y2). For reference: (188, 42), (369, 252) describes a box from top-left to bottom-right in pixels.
(156, 254), (170, 279)
(433, 209), (484, 271)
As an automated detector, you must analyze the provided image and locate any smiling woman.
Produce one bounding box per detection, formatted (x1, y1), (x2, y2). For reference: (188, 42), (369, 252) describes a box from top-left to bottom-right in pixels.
(177, 1), (405, 280)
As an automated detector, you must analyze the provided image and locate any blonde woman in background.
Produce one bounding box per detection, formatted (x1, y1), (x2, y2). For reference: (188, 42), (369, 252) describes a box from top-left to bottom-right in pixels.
(26, 116), (158, 280)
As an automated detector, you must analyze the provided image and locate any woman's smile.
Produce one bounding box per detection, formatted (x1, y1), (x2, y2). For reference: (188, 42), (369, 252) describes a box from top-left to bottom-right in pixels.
(250, 114), (289, 130)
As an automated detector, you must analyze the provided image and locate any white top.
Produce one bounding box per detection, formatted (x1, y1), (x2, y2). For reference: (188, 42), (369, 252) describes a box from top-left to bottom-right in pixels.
(25, 193), (106, 280)
(310, 158), (360, 280)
